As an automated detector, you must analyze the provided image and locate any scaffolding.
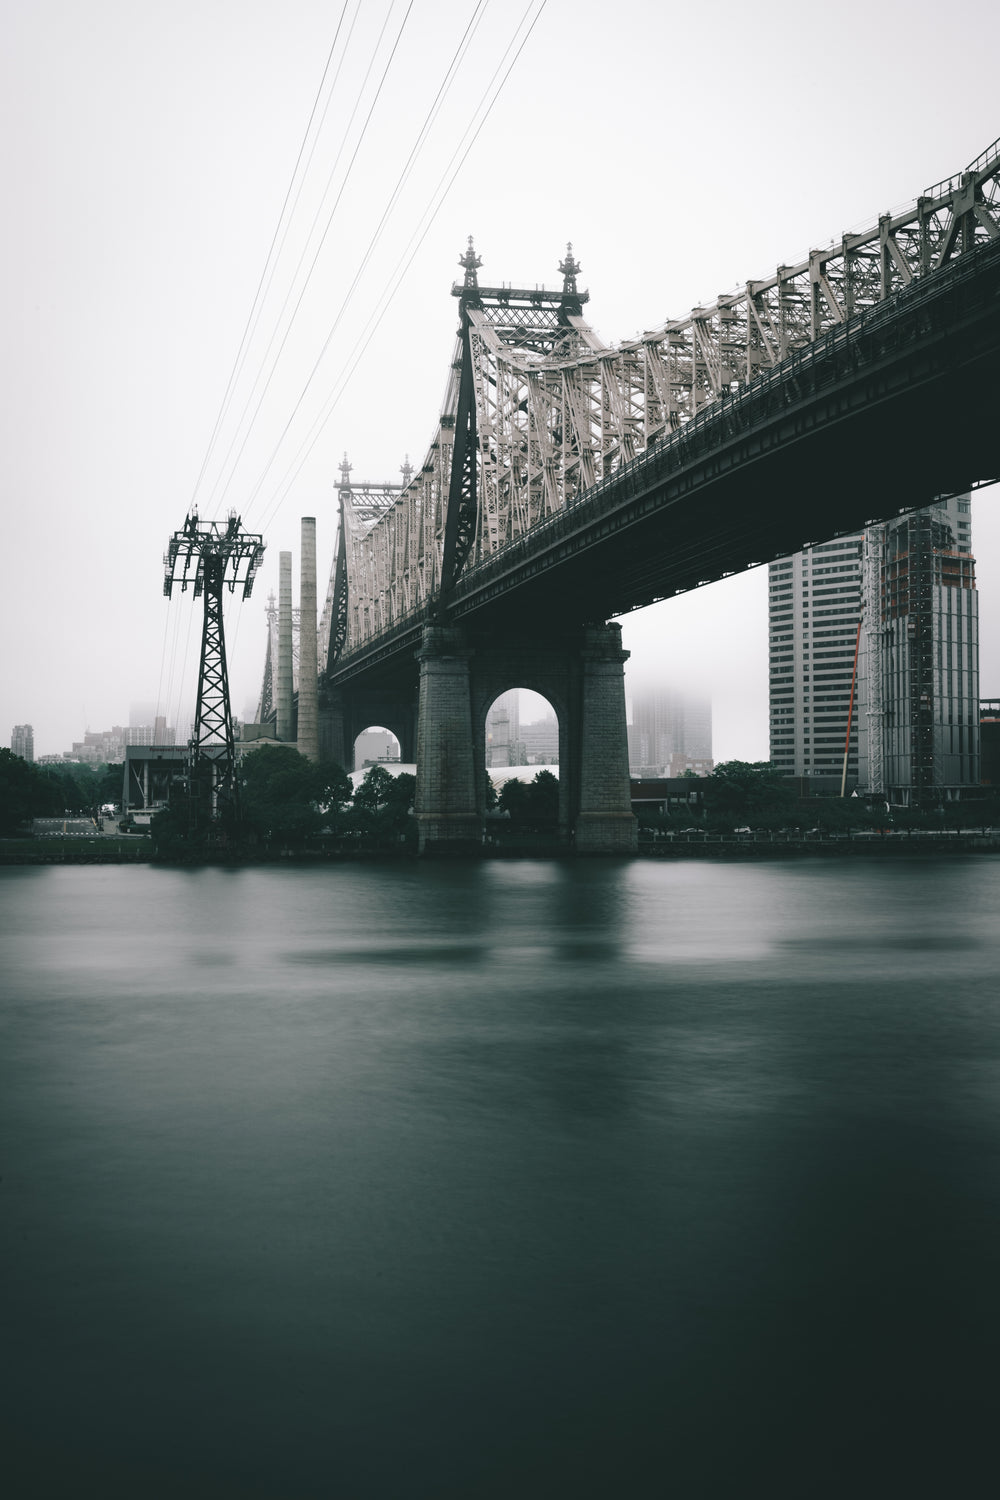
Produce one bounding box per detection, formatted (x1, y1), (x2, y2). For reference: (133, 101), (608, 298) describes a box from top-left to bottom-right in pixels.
(862, 524), (885, 795)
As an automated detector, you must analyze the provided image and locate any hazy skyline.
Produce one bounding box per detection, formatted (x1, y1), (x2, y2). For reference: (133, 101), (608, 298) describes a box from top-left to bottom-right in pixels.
(4, 0), (998, 762)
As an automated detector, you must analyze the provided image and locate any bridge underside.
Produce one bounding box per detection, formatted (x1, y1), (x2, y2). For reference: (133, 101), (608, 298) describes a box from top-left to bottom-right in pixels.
(321, 237), (1000, 853)
(447, 239), (1000, 635)
(323, 622), (637, 855)
(329, 238), (1000, 684)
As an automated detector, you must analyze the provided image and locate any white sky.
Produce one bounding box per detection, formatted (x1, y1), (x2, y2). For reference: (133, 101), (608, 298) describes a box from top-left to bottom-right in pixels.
(3, 0), (998, 762)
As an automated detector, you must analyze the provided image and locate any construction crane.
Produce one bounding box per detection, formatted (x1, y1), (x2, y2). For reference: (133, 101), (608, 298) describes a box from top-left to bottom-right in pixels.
(163, 511), (265, 832)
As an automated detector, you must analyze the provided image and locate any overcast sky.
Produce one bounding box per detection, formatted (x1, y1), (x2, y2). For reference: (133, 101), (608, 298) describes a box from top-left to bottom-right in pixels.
(3, 0), (998, 762)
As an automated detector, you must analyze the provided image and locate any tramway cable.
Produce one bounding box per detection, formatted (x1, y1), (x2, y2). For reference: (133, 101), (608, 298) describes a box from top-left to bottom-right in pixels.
(255, 0), (549, 537)
(205, 0), (415, 523)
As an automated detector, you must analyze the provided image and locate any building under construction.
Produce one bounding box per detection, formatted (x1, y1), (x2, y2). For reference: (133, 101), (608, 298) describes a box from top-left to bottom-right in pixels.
(769, 494), (979, 805)
(857, 496), (979, 803)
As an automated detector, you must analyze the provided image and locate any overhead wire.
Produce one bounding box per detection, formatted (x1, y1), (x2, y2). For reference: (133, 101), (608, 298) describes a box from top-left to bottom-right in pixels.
(205, 0), (415, 524)
(216, 0), (488, 710)
(168, 0), (549, 732)
(155, 1), (364, 733)
(188, 0), (352, 521)
(240, 0), (494, 528)
(255, 0), (549, 537)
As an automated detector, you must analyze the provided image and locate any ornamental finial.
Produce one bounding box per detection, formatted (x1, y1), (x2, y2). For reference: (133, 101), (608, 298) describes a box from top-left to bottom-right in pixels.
(338, 453), (353, 489)
(459, 235), (482, 291)
(559, 242), (581, 298)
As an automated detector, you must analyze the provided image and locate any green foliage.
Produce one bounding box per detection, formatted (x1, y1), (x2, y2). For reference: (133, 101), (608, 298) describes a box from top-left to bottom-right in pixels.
(149, 801), (204, 857)
(0, 748), (63, 832)
(241, 746), (349, 845)
(346, 766), (416, 847)
(703, 760), (796, 831)
(497, 769), (559, 827)
(351, 763), (396, 815)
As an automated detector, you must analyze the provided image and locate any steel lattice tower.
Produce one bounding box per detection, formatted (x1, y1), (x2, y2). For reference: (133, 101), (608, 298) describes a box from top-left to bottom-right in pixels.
(163, 512), (265, 828)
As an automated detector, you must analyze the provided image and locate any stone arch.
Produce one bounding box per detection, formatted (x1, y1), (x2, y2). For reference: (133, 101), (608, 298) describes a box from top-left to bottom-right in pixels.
(351, 724), (403, 773)
(473, 671), (570, 834)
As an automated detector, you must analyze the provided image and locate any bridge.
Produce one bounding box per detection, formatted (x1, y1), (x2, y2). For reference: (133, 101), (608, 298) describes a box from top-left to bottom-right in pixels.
(312, 136), (1000, 853)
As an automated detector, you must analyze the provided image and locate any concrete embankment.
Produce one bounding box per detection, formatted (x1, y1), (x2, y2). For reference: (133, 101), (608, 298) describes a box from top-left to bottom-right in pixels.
(638, 833), (1000, 857)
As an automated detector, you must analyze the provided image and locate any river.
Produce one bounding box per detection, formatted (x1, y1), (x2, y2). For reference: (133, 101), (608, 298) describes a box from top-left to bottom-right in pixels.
(2, 857), (998, 1496)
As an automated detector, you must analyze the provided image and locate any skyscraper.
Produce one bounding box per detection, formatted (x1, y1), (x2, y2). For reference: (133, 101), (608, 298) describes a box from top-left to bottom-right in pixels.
(485, 691), (523, 767)
(768, 535), (863, 782)
(628, 686), (712, 776)
(768, 496), (979, 802)
(858, 497), (978, 801)
(11, 724), (34, 762)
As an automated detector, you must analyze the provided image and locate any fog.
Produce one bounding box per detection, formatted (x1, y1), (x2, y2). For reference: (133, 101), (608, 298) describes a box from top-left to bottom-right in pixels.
(2, 0), (998, 762)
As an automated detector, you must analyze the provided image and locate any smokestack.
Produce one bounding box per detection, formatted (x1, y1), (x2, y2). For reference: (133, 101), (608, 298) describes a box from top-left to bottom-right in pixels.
(297, 517), (319, 761)
(277, 551), (293, 742)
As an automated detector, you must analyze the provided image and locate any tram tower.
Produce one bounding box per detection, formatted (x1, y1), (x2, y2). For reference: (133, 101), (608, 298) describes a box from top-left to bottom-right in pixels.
(163, 511), (265, 827)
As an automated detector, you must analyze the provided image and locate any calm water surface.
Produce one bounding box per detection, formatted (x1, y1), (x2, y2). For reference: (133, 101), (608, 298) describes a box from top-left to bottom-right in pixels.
(2, 858), (999, 1496)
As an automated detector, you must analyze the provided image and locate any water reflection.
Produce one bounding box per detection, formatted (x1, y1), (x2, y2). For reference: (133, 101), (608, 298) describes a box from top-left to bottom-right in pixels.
(2, 858), (1000, 1496)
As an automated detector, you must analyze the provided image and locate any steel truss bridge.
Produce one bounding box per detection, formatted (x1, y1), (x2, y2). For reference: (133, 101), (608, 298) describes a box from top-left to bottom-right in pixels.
(307, 136), (1000, 851)
(324, 135), (1000, 684)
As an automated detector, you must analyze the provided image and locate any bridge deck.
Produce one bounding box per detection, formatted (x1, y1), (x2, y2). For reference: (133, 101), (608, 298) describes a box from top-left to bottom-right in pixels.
(328, 235), (1000, 691)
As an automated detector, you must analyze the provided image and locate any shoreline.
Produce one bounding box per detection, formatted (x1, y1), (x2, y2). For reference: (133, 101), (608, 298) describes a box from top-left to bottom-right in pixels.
(3, 835), (1000, 866)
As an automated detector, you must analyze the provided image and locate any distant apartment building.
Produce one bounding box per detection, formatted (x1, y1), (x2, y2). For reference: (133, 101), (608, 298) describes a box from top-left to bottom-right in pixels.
(486, 692), (524, 767)
(768, 534), (863, 782)
(520, 713), (559, 764)
(628, 686), (712, 776)
(354, 727), (401, 770)
(768, 495), (978, 802)
(124, 716), (175, 747)
(10, 724), (34, 762)
(981, 701), (1000, 788)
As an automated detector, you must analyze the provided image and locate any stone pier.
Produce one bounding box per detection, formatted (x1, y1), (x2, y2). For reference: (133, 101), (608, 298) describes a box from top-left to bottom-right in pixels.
(414, 626), (481, 855)
(409, 619), (636, 855)
(574, 623), (638, 854)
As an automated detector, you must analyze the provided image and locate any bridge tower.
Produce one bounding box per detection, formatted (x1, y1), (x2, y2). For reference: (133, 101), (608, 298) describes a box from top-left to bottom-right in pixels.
(409, 240), (636, 854)
(163, 511), (265, 830)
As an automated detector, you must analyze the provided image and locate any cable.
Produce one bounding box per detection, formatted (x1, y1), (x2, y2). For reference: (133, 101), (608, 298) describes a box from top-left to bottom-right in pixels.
(190, 1), (352, 518)
(205, 0), (415, 522)
(156, 6), (353, 741)
(240, 0), (494, 527)
(256, 0), (549, 534)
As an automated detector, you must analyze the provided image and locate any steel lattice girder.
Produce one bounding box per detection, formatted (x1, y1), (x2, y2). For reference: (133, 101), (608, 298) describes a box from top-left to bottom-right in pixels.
(331, 136), (1000, 661)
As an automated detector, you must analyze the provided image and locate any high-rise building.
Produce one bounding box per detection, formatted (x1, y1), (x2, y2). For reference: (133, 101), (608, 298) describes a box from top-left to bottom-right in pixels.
(768, 534), (864, 782)
(768, 496), (978, 802)
(520, 712), (559, 764)
(486, 692), (524, 767)
(11, 724), (34, 762)
(354, 728), (401, 770)
(858, 497), (978, 801)
(628, 687), (712, 776)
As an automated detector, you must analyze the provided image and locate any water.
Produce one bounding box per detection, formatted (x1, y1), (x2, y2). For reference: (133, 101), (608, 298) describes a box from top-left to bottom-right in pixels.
(2, 858), (999, 1497)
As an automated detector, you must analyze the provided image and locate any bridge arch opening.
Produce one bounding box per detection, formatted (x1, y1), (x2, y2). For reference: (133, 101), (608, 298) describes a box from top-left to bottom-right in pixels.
(352, 725), (402, 773)
(484, 689), (559, 773)
(482, 688), (561, 833)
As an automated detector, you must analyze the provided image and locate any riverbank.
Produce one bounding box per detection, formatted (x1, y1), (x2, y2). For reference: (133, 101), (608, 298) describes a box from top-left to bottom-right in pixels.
(3, 832), (1000, 864)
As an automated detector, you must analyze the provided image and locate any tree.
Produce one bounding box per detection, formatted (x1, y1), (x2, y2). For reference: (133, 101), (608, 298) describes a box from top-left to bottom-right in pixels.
(241, 745), (332, 845)
(497, 769), (559, 828)
(315, 760), (353, 836)
(348, 766), (416, 847)
(351, 763), (396, 816)
(0, 748), (62, 832)
(703, 760), (795, 831)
